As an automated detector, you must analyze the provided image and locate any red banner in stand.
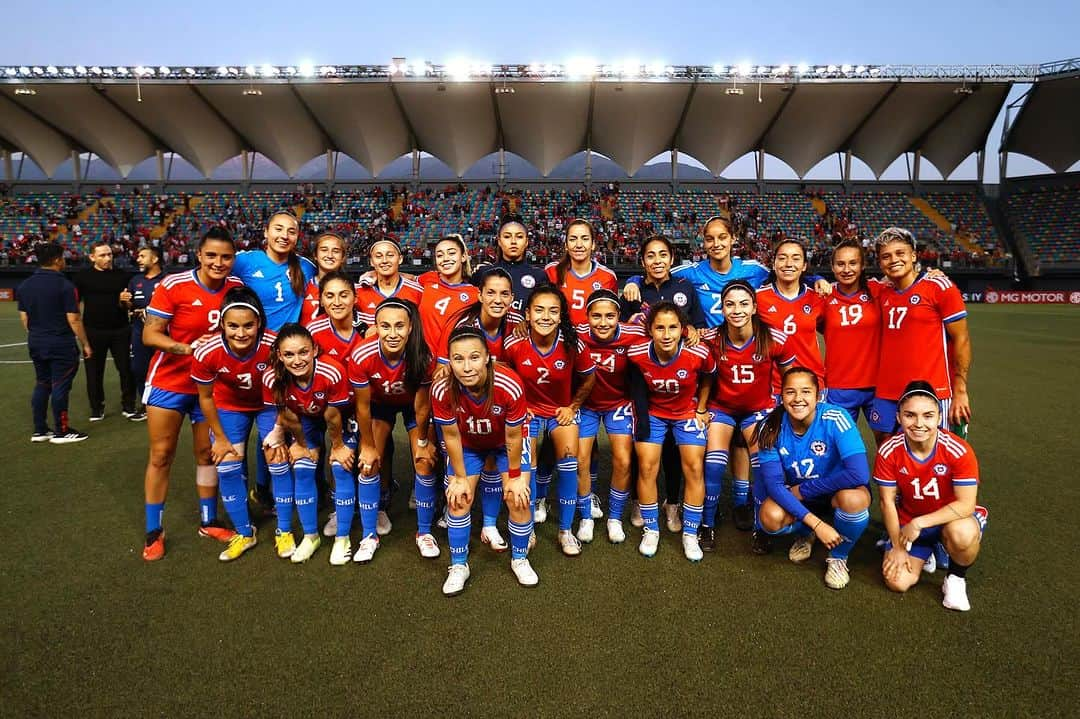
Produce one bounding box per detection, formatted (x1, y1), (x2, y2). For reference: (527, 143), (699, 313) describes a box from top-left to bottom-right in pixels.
(0, 288), (13, 301)
(984, 289), (1080, 304)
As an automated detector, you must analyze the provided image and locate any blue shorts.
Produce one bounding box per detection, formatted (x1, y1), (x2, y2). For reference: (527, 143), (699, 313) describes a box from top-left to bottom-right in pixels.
(296, 415), (358, 451)
(372, 403), (417, 431)
(461, 440), (532, 477)
(883, 506), (988, 559)
(708, 407), (771, 431)
(528, 412), (579, 442)
(823, 388), (875, 423)
(640, 416), (707, 447)
(579, 403), (634, 440)
(870, 396), (952, 434)
(215, 407), (278, 447)
(144, 387), (205, 423)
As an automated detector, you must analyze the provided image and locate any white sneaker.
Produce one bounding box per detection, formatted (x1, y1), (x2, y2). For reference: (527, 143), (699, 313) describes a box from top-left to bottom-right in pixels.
(923, 553), (938, 573)
(321, 511), (338, 537)
(639, 529), (660, 557)
(824, 557), (850, 589)
(480, 526), (508, 552)
(558, 529), (581, 556)
(663, 502), (681, 533)
(329, 536), (351, 565)
(682, 532), (703, 562)
(534, 498), (548, 524)
(376, 510), (392, 536)
(590, 494), (604, 519)
(416, 532), (441, 559)
(630, 501), (644, 528)
(510, 557), (539, 587)
(576, 518), (595, 544)
(408, 489), (417, 510)
(353, 535), (379, 564)
(942, 574), (971, 611)
(607, 519), (626, 544)
(442, 563), (471, 596)
(290, 534), (321, 564)
(789, 534), (816, 563)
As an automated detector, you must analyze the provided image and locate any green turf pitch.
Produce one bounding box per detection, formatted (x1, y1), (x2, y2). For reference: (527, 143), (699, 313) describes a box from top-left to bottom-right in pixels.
(1, 303), (1077, 718)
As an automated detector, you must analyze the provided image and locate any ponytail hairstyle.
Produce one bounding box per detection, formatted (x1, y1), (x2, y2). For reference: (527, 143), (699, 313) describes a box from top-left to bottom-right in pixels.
(198, 225), (234, 249)
(314, 231), (348, 273)
(717, 280), (772, 363)
(752, 366), (819, 450)
(897, 379), (939, 413)
(701, 214), (737, 243)
(585, 288), (622, 316)
(445, 325), (496, 415)
(496, 214), (529, 260)
(270, 323), (316, 409)
(317, 269), (356, 320)
(556, 218), (597, 287)
(766, 238), (811, 289)
(831, 239), (870, 293)
(267, 211), (305, 300)
(638, 233), (677, 267)
(218, 286), (267, 344)
(436, 234), (473, 281)
(525, 285), (577, 365)
(459, 266), (513, 333)
(374, 298), (432, 392)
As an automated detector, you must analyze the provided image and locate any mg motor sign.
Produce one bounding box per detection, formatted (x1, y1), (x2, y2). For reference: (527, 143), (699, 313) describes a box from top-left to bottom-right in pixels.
(983, 290), (1080, 304)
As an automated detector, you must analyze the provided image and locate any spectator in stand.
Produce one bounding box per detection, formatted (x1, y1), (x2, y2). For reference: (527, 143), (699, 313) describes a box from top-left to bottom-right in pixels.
(120, 245), (165, 420)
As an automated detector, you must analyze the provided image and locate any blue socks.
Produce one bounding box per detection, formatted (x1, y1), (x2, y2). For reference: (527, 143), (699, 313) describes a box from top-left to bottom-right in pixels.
(414, 472), (437, 534)
(831, 508), (870, 560)
(331, 462), (355, 539)
(577, 493), (592, 523)
(703, 449), (729, 527)
(357, 473), (381, 539)
(269, 461), (293, 532)
(608, 487), (629, 522)
(480, 471), (502, 528)
(508, 518), (533, 560)
(640, 502), (659, 532)
(536, 466), (552, 506)
(218, 460), (252, 536)
(556, 458), (578, 531)
(145, 502), (164, 533)
(447, 511), (471, 565)
(199, 496), (217, 525)
(292, 457), (318, 535)
(682, 502), (703, 534)
(589, 454), (599, 495)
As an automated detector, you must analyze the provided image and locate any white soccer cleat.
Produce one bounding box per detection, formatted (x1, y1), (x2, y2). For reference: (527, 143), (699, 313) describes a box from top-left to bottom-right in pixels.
(824, 557), (850, 589)
(480, 526), (508, 552)
(663, 502), (681, 533)
(290, 534), (321, 564)
(510, 558), (539, 587)
(558, 530), (582, 556)
(321, 511), (338, 537)
(329, 536), (351, 566)
(534, 498), (548, 524)
(353, 535), (379, 564)
(607, 519), (626, 544)
(639, 529), (660, 557)
(682, 532), (703, 562)
(376, 510), (392, 536)
(590, 494), (604, 519)
(630, 501), (644, 528)
(789, 534), (816, 563)
(942, 575), (971, 612)
(576, 518), (595, 544)
(416, 532), (441, 559)
(923, 553), (938, 573)
(442, 563), (471, 596)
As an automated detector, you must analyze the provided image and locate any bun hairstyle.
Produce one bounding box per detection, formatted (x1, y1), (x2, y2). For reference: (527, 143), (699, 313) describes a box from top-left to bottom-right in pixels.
(716, 280), (772, 362)
(219, 286), (268, 342)
(752, 367), (819, 450)
(445, 324), (496, 414)
(373, 298), (432, 392)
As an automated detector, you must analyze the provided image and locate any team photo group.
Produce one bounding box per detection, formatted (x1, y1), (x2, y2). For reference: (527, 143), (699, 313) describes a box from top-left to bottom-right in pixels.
(20, 209), (987, 609)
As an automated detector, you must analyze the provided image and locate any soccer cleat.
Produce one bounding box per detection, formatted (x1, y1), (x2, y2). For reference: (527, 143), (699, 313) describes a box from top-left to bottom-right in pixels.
(733, 503), (755, 532)
(789, 534), (816, 563)
(442, 563), (471, 597)
(329, 537), (352, 566)
(89, 412), (105, 423)
(275, 529), (296, 559)
(480, 526), (507, 553)
(322, 511), (338, 537)
(219, 531), (257, 562)
(942, 575), (971, 612)
(416, 532), (441, 559)
(353, 535), (379, 564)
(558, 530), (582, 557)
(142, 529), (165, 561)
(49, 429), (88, 444)
(534, 498), (548, 524)
(376, 510), (392, 536)
(291, 534), (321, 564)
(198, 521), (237, 543)
(698, 525), (717, 552)
(923, 553), (938, 574)
(638, 529), (660, 557)
(629, 501), (644, 528)
(128, 411), (147, 422)
(750, 530), (773, 555)
(576, 519), (595, 544)
(510, 558), (539, 587)
(31, 430), (54, 443)
(607, 519), (626, 544)
(590, 493), (604, 519)
(662, 502), (681, 533)
(824, 558), (850, 590)
(682, 532), (704, 562)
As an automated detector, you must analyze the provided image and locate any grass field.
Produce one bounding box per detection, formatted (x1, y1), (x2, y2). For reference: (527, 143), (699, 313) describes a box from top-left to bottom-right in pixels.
(1, 302), (1078, 718)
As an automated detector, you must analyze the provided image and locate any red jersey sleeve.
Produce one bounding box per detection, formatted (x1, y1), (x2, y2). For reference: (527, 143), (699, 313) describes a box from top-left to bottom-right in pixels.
(937, 281), (968, 324)
(574, 338), (597, 375)
(147, 280), (176, 319)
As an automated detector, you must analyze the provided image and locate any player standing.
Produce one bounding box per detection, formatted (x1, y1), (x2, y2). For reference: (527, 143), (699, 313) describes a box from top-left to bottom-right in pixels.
(300, 231), (349, 324)
(545, 219), (618, 325)
(418, 235), (478, 361)
(471, 215), (548, 313)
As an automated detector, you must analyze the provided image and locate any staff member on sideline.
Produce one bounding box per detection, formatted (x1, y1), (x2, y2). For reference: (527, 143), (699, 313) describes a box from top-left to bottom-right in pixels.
(74, 241), (136, 422)
(17, 242), (91, 444)
(121, 245), (165, 421)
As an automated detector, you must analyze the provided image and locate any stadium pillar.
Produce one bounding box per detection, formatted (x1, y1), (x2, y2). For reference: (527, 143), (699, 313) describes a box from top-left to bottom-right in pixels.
(671, 150), (678, 192)
(71, 151), (81, 192)
(241, 150), (250, 189)
(1, 150), (10, 182)
(999, 150), (1008, 181)
(156, 150), (165, 191)
(912, 150), (922, 193)
(327, 150), (335, 190)
(843, 151), (852, 192)
(585, 149), (592, 189)
(755, 150), (765, 193)
(977, 150), (986, 186)
(411, 148), (420, 190)
(498, 148), (507, 190)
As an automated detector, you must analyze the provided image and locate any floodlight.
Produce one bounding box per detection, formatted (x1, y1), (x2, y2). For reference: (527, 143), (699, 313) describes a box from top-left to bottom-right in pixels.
(777, 64), (789, 75)
(32, 67), (44, 75)
(262, 64), (277, 77)
(115, 67), (127, 75)
(713, 64), (726, 76)
(160, 66), (171, 75)
(827, 65), (837, 73)
(15, 87), (36, 96)
(62, 67), (74, 76)
(298, 63), (315, 78)
(797, 62), (809, 75)
(841, 64), (852, 74)
(855, 65), (866, 74)
(619, 60), (640, 77)
(566, 57), (596, 80)
(646, 62), (665, 77)
(245, 65), (257, 76)
(185, 67), (196, 75)
(319, 66), (336, 76)
(757, 65), (768, 75)
(737, 62), (752, 77)
(46, 65), (58, 74)
(4, 68), (16, 76)
(445, 60), (470, 81)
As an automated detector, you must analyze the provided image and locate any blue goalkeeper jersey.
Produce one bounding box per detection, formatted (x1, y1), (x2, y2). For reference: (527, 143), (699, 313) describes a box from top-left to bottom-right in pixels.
(232, 250), (317, 331)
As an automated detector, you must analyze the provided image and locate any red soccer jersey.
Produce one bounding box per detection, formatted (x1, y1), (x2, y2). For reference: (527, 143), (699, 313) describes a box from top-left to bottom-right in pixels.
(442, 310), (524, 364)
(821, 284), (882, 390)
(545, 260), (619, 325)
(755, 284), (826, 393)
(348, 336), (432, 408)
(578, 323), (647, 411)
(261, 357), (351, 418)
(307, 316), (362, 363)
(874, 430), (979, 525)
(431, 365), (529, 453)
(627, 341), (716, 420)
(190, 330), (277, 412)
(354, 276), (424, 327)
(145, 270), (245, 394)
(418, 271), (479, 362)
(875, 274), (967, 400)
(502, 332), (596, 417)
(300, 277), (322, 325)
(708, 328), (794, 414)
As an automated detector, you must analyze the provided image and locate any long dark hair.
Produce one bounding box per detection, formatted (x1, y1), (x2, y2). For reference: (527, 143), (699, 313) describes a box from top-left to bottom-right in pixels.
(716, 281), (772, 362)
(555, 218), (597, 288)
(270, 323), (316, 409)
(445, 325), (496, 415)
(459, 267), (513, 334)
(219, 286), (267, 346)
(374, 298), (432, 391)
(752, 366), (819, 450)
(766, 238), (811, 289)
(316, 270), (356, 322)
(264, 211), (305, 301)
(831, 239), (870, 293)
(496, 214), (528, 261)
(525, 285), (577, 364)
(897, 379), (939, 412)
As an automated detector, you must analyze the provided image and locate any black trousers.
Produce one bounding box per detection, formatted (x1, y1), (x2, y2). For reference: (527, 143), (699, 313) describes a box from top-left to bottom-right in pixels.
(84, 325), (135, 415)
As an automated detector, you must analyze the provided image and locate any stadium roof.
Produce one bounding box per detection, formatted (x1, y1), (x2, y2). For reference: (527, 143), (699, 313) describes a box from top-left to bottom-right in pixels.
(0, 61), (1072, 181)
(1001, 73), (1080, 173)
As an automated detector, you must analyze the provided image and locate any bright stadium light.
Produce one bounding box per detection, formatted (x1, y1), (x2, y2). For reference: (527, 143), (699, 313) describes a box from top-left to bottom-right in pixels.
(4, 68), (16, 76)
(185, 67), (196, 75)
(445, 59), (470, 81)
(262, 64), (277, 77)
(115, 66), (127, 75)
(319, 65), (336, 76)
(471, 62), (493, 77)
(62, 67), (74, 76)
(645, 62), (666, 77)
(19, 66), (30, 76)
(217, 66), (229, 76)
(737, 62), (752, 77)
(298, 63), (315, 78)
(566, 57), (596, 80)
(32, 67), (44, 75)
(159, 66), (171, 76)
(46, 65), (58, 75)
(713, 64), (726, 76)
(245, 65), (257, 77)
(841, 64), (852, 74)
(619, 59), (640, 77)
(827, 65), (837, 74)
(855, 65), (866, 74)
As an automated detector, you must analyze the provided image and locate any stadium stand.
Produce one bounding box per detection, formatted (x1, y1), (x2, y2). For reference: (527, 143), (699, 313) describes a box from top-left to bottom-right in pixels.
(1003, 183), (1080, 265)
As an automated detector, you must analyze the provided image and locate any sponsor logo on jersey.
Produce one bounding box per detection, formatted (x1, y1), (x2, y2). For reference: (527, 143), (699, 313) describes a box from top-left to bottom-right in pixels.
(252, 270), (264, 278)
(554, 360), (566, 370)
(933, 463), (947, 475)
(676, 369), (688, 379)
(521, 275), (536, 289)
(768, 306), (778, 313)
(673, 292), (688, 306)
(910, 295), (921, 305)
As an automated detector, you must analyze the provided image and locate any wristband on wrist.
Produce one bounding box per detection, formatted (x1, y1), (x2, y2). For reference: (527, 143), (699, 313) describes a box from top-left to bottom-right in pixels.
(508, 467), (521, 479)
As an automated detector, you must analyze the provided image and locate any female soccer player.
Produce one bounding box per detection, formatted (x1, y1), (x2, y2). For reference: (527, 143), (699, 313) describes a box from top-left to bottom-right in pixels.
(875, 380), (986, 611)
(418, 235), (478, 361)
(191, 287), (277, 561)
(470, 215), (547, 313)
(349, 298), (437, 563)
(232, 211), (317, 331)
(701, 281), (794, 551)
(355, 239), (424, 331)
(627, 302), (715, 561)
(307, 271), (363, 363)
(261, 324), (354, 564)
(300, 231), (349, 324)
(752, 367), (872, 589)
(434, 326), (538, 595)
(503, 286), (596, 556)
(545, 219), (618, 325)
(577, 289), (646, 544)
(140, 227), (244, 561)
(870, 228), (972, 443)
(448, 267), (519, 363)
